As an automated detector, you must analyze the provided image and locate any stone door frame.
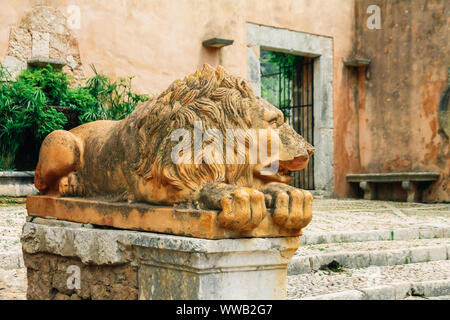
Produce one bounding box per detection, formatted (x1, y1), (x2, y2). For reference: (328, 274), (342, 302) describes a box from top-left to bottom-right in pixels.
(246, 23), (334, 195)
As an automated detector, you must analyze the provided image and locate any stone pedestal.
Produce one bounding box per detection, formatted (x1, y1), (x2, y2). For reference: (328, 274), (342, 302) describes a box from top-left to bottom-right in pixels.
(21, 218), (299, 300)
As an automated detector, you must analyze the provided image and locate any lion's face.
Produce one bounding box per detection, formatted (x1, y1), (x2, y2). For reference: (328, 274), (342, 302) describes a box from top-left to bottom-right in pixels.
(132, 64), (314, 201)
(248, 96), (315, 186)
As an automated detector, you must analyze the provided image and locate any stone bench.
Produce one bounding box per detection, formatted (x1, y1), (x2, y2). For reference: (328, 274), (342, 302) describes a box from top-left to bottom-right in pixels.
(346, 172), (440, 202)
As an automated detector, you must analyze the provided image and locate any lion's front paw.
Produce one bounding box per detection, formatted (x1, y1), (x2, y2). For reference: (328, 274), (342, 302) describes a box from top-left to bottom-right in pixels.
(58, 176), (70, 196)
(58, 173), (82, 196)
(218, 188), (267, 231)
(270, 188), (313, 230)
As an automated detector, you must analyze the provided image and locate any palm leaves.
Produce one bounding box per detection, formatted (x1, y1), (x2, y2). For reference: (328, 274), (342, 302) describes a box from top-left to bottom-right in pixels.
(0, 63), (149, 170)
(0, 64), (67, 169)
(64, 65), (149, 123)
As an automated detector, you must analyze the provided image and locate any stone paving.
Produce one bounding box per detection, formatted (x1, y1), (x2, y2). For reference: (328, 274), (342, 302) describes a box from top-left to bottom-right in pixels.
(287, 261), (450, 299)
(306, 199), (450, 233)
(296, 238), (450, 256)
(286, 199), (450, 299)
(0, 204), (26, 300)
(0, 199), (449, 300)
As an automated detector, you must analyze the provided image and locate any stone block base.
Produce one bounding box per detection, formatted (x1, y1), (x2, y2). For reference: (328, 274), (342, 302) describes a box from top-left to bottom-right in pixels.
(24, 253), (138, 300)
(21, 218), (299, 300)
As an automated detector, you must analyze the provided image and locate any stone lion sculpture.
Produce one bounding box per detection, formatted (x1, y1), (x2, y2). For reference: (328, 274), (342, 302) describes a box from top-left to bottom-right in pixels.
(35, 64), (315, 231)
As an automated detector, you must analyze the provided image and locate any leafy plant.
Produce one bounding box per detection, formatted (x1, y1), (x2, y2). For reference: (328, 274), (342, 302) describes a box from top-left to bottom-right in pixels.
(266, 51), (299, 68)
(0, 65), (67, 169)
(20, 65), (70, 106)
(0, 63), (149, 170)
(63, 65), (149, 123)
(0, 63), (12, 83)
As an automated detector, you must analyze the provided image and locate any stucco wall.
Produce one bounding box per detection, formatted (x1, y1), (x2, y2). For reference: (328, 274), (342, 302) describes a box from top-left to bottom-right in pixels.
(1, 0), (354, 92)
(340, 0), (449, 201)
(0, 0), (355, 192)
(2, 1), (446, 201)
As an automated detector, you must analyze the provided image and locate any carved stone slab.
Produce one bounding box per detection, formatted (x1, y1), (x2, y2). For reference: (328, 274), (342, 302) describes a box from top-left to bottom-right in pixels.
(26, 195), (302, 239)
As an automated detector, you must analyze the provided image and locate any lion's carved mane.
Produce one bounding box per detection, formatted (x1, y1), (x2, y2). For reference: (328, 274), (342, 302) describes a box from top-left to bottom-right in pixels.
(130, 64), (257, 192)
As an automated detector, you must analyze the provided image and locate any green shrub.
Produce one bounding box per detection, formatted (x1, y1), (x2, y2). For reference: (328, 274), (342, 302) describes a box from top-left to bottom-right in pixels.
(62, 86), (105, 123)
(62, 65), (149, 123)
(0, 63), (149, 170)
(20, 65), (70, 106)
(0, 65), (67, 169)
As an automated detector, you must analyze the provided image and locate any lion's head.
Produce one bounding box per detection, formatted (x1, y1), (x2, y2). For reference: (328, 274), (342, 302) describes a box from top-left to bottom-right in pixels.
(130, 64), (314, 201)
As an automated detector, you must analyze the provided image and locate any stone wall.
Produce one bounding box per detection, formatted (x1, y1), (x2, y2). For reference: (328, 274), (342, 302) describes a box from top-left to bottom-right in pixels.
(25, 253), (138, 300)
(0, 0), (355, 91)
(3, 5), (83, 83)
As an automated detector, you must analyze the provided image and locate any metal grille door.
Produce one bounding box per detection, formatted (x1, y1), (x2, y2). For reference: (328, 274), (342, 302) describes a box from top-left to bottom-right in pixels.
(261, 56), (314, 189)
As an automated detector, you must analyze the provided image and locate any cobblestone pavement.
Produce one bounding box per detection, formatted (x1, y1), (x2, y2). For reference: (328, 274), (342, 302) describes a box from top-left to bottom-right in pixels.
(295, 238), (450, 256)
(287, 260), (450, 299)
(306, 199), (450, 233)
(0, 204), (26, 300)
(0, 199), (449, 300)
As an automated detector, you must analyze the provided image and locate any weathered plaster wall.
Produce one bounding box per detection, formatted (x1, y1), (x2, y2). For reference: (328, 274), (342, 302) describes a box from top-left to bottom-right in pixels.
(344, 0), (450, 201)
(2, 1), (446, 201)
(0, 0), (355, 195)
(0, 0), (354, 92)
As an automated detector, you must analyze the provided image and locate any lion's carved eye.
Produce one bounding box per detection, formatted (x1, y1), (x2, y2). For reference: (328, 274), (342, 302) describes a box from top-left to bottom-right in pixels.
(268, 118), (278, 127)
(264, 112), (278, 125)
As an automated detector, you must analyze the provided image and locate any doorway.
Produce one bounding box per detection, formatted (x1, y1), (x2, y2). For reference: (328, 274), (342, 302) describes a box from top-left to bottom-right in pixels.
(260, 50), (314, 189)
(247, 23), (334, 195)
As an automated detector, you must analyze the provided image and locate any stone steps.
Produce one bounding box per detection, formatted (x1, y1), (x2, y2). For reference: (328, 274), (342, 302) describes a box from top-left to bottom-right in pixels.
(402, 294), (450, 300)
(298, 279), (450, 300)
(307, 199), (450, 241)
(301, 226), (450, 245)
(287, 260), (450, 300)
(289, 199), (450, 299)
(289, 238), (450, 275)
